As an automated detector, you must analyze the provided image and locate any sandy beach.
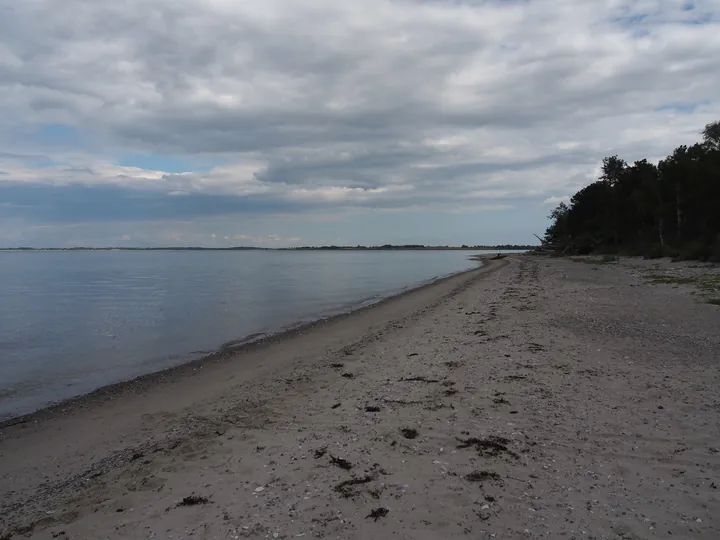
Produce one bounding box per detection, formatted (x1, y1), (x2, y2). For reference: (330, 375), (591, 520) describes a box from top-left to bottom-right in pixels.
(1, 256), (719, 539)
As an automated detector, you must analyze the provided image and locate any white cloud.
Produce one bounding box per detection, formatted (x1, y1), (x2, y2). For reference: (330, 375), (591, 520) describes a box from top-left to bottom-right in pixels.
(542, 195), (572, 207)
(0, 0), (718, 219)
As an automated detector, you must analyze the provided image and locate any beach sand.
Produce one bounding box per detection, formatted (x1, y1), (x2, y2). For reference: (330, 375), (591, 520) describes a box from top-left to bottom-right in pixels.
(1, 256), (719, 539)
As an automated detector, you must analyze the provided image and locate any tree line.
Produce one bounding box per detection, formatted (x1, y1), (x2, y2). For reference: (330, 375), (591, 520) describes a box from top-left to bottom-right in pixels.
(291, 244), (536, 251)
(544, 120), (720, 261)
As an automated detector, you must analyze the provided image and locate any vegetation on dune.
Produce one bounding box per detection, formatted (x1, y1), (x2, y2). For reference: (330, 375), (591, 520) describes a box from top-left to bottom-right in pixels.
(641, 272), (720, 305)
(645, 272), (720, 292)
(544, 120), (720, 261)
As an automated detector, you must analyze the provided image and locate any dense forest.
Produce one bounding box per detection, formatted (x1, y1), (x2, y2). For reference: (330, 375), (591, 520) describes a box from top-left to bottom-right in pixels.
(544, 121), (720, 261)
(292, 245), (535, 251)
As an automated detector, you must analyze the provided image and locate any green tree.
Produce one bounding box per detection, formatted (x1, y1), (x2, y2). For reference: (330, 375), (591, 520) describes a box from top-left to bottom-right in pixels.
(545, 120), (720, 261)
(702, 120), (720, 151)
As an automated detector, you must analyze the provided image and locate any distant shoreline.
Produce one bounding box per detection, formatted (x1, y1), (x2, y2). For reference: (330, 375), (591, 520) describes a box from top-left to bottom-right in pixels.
(0, 245), (535, 252)
(0, 257), (502, 427)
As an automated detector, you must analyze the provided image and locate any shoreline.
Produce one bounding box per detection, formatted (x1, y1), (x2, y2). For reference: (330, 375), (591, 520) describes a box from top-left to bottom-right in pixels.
(0, 257), (500, 429)
(3, 255), (718, 539)
(0, 247), (533, 252)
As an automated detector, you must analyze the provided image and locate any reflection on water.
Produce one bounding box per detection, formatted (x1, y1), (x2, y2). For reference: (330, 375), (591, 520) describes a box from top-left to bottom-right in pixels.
(0, 250), (488, 419)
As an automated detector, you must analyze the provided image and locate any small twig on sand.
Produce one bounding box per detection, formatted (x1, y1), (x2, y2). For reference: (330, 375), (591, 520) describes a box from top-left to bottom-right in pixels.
(400, 376), (439, 383)
(329, 455), (353, 470)
(465, 470), (501, 483)
(335, 473), (377, 498)
(178, 495), (209, 507)
(367, 507), (389, 521)
(382, 398), (423, 405)
(457, 435), (519, 459)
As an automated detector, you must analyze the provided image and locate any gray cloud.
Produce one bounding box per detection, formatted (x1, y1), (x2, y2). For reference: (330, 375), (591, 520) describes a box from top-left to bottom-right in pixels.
(0, 0), (719, 226)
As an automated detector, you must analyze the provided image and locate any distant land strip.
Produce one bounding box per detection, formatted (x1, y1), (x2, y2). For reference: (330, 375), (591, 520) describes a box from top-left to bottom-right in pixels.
(0, 245), (535, 252)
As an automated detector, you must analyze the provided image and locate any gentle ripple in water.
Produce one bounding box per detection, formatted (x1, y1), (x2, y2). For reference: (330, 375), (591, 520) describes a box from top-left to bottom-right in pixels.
(0, 250), (497, 419)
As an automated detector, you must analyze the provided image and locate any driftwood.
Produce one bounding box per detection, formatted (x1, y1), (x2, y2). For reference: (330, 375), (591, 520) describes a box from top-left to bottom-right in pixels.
(532, 232), (611, 256)
(528, 233), (560, 255)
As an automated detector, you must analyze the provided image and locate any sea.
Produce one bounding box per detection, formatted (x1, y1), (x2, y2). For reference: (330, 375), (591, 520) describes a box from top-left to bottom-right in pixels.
(0, 249), (500, 420)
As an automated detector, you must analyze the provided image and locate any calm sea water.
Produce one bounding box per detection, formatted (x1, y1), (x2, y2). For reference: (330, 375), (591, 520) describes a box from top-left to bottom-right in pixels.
(0, 250), (496, 420)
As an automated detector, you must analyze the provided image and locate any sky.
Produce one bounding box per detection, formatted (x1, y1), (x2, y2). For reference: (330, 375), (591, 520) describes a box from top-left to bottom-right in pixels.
(0, 0), (719, 248)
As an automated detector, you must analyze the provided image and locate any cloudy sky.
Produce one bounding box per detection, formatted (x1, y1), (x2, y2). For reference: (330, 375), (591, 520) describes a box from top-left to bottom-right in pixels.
(1, 0), (718, 247)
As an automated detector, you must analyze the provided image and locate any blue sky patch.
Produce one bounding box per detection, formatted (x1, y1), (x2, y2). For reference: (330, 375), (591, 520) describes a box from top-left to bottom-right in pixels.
(117, 154), (218, 173)
(656, 102), (705, 114)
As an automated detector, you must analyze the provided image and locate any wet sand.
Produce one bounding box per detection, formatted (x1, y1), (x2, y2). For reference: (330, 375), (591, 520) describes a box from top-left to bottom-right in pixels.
(1, 256), (719, 539)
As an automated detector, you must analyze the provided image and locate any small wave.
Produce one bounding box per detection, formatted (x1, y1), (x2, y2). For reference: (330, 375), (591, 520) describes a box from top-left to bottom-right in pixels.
(0, 386), (20, 400)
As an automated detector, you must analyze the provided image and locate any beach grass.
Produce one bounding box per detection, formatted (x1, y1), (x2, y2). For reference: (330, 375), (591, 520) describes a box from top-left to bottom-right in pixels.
(646, 272), (720, 305)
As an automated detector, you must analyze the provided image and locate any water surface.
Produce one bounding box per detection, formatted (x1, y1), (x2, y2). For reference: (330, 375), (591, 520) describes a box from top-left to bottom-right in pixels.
(0, 250), (492, 419)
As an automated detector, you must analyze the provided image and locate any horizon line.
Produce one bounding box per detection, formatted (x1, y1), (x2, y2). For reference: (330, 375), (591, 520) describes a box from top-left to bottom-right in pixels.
(0, 244), (536, 251)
